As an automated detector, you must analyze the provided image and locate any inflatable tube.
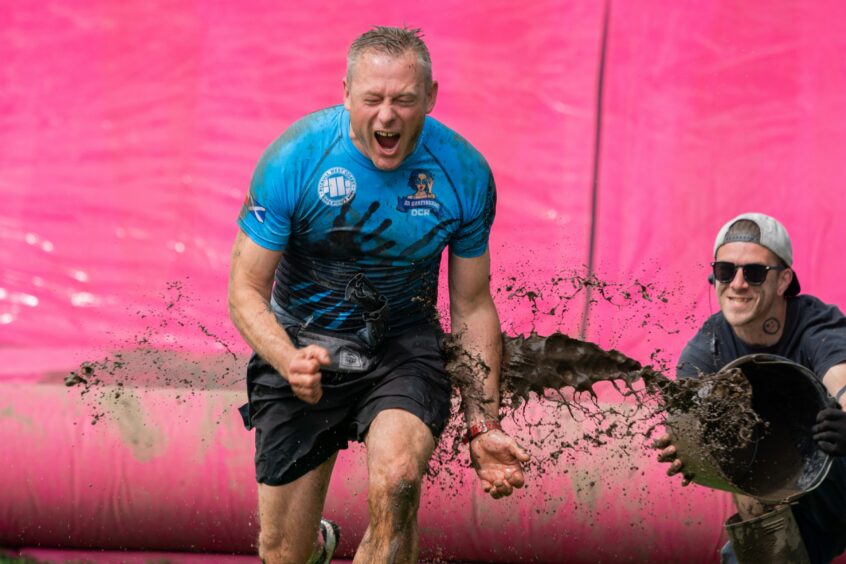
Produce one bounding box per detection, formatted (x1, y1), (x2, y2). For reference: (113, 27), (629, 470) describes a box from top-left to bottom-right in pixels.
(8, 548), (263, 564)
(1, 350), (739, 562)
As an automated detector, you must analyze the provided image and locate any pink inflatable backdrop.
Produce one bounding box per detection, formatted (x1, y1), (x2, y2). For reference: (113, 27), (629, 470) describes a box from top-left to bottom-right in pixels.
(2, 1), (846, 562)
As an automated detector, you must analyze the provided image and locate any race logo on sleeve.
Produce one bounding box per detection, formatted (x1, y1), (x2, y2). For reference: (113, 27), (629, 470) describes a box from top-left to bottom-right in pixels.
(397, 169), (442, 218)
(242, 193), (266, 223)
(318, 167), (357, 206)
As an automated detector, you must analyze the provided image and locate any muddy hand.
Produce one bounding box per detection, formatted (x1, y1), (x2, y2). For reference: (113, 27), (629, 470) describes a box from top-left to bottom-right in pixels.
(469, 431), (531, 499)
(652, 432), (693, 486)
(286, 344), (331, 404)
(813, 407), (846, 456)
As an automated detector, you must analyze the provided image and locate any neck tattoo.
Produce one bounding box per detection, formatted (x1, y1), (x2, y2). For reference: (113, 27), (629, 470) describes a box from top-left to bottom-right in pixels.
(763, 317), (781, 335)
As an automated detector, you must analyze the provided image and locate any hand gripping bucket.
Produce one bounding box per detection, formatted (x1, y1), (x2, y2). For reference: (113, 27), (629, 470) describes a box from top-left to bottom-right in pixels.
(667, 354), (833, 504)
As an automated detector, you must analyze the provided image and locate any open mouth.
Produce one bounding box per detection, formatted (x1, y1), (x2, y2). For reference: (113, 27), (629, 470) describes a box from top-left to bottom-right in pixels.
(375, 131), (400, 151)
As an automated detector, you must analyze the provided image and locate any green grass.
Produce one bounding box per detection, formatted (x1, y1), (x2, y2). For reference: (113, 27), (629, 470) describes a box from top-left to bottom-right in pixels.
(0, 556), (44, 564)
(0, 556), (173, 564)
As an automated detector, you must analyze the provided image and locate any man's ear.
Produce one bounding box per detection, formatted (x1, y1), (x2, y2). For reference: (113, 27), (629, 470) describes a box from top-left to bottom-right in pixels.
(425, 80), (439, 114)
(777, 268), (794, 296)
(343, 78), (352, 110)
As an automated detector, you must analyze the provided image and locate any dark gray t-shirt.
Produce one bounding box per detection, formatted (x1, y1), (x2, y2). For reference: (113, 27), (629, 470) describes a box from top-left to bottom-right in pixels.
(678, 295), (846, 378)
(677, 295), (846, 560)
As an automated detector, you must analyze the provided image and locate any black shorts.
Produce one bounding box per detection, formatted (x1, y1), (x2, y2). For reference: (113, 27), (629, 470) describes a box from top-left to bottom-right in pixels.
(240, 327), (452, 486)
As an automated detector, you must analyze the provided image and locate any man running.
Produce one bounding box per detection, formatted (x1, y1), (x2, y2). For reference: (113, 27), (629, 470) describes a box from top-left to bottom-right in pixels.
(229, 26), (529, 563)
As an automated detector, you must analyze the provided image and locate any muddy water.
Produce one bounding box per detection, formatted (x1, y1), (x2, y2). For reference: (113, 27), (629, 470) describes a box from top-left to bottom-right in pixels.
(63, 276), (762, 490)
(63, 280), (244, 426)
(433, 329), (763, 483)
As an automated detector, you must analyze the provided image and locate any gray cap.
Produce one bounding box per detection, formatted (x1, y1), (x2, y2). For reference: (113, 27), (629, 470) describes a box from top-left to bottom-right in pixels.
(713, 212), (800, 296)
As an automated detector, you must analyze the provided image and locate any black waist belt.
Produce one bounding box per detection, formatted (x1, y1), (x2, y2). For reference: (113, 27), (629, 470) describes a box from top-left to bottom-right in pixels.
(272, 272), (390, 374)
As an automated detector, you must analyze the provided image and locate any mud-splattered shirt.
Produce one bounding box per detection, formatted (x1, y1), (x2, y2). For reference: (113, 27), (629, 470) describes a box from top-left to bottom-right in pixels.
(678, 294), (846, 562)
(238, 105), (496, 336)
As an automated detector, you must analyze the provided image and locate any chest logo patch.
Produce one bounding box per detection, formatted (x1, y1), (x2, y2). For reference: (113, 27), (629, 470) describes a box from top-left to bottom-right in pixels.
(397, 169), (442, 218)
(318, 167), (357, 206)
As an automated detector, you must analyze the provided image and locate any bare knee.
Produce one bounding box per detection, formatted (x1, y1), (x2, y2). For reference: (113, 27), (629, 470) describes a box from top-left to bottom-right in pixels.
(258, 528), (312, 564)
(368, 462), (424, 523)
(257, 528), (283, 562)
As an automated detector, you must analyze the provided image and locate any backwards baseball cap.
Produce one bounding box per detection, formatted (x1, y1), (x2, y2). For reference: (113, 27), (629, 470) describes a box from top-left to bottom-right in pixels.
(713, 212), (801, 296)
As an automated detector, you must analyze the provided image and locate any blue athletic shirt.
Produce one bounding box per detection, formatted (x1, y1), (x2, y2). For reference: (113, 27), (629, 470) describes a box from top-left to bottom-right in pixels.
(237, 105), (496, 336)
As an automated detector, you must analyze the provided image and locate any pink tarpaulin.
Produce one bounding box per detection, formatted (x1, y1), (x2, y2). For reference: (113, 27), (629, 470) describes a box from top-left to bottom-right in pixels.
(2, 1), (846, 562)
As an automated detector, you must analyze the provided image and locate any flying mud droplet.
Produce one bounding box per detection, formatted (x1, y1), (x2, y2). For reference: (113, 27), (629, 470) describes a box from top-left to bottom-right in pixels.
(435, 329), (764, 487)
(427, 269), (764, 500)
(62, 272), (763, 501)
(64, 279), (245, 426)
(501, 331), (646, 403)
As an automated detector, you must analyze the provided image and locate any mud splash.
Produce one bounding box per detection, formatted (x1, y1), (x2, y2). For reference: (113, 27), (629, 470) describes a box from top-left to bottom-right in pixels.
(500, 332), (648, 402)
(64, 280), (243, 425)
(435, 330), (762, 486)
(63, 274), (762, 490)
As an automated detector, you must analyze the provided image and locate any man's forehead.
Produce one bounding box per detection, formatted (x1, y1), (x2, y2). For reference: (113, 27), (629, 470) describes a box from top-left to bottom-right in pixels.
(716, 241), (777, 261)
(349, 51), (425, 85)
(357, 47), (417, 65)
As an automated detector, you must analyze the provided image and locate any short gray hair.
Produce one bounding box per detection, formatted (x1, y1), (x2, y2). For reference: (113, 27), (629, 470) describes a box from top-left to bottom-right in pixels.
(346, 26), (433, 87)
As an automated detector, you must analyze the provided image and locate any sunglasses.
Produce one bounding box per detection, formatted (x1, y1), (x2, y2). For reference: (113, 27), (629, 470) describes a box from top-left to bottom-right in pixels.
(711, 261), (786, 285)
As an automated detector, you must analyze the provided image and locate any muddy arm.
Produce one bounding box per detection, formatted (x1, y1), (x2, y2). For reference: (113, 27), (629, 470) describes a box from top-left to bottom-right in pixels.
(447, 249), (502, 422)
(228, 230), (329, 403)
(448, 250), (529, 498)
(228, 230), (293, 370)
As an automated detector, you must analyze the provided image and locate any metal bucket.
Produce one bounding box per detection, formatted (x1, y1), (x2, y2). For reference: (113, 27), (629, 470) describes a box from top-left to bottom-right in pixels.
(667, 354), (833, 504)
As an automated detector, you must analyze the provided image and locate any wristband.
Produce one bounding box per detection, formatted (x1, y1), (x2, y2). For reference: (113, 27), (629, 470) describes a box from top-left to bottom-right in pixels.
(462, 419), (502, 444)
(835, 384), (846, 404)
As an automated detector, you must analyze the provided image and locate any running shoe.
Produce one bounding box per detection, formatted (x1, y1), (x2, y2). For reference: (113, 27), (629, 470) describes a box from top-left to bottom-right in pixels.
(314, 518), (340, 564)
